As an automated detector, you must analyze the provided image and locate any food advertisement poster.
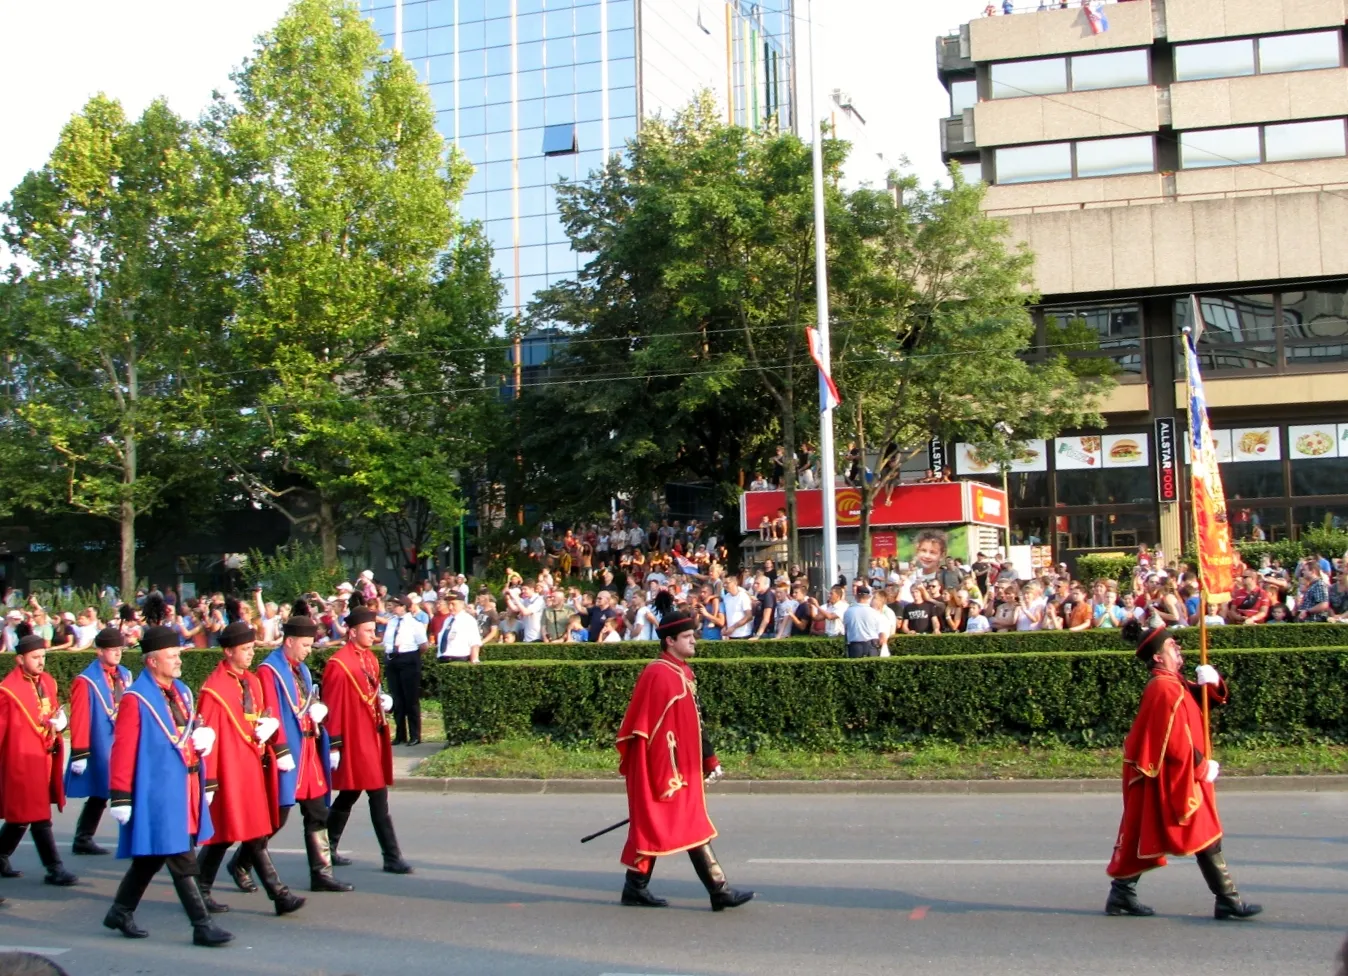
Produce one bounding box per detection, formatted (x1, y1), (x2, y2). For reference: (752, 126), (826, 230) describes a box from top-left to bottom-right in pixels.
(1008, 439), (1048, 473)
(1288, 425), (1338, 460)
(1229, 427), (1280, 462)
(1183, 429), (1232, 465)
(1053, 435), (1103, 470)
(1101, 433), (1149, 468)
(954, 442), (997, 476)
(954, 440), (1048, 475)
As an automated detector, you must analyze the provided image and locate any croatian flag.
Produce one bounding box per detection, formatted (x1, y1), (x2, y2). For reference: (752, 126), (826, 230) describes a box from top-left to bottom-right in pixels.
(1085, 2), (1109, 34)
(675, 554), (701, 575)
(805, 327), (842, 412)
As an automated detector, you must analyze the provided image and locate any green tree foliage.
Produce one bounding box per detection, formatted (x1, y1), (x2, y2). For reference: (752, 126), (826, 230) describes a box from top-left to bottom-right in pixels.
(0, 96), (231, 597)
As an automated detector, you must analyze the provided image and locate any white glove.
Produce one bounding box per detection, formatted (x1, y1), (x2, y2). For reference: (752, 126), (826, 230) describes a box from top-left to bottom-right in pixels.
(206, 790), (216, 806)
(1204, 760), (1221, 783)
(705, 765), (724, 786)
(308, 702), (328, 724)
(329, 750), (341, 770)
(379, 693), (394, 713)
(191, 726), (216, 757)
(48, 709), (68, 733)
(109, 805), (132, 826)
(276, 753), (296, 772)
(254, 717), (280, 743)
(69, 759), (88, 776)
(1195, 664), (1220, 687)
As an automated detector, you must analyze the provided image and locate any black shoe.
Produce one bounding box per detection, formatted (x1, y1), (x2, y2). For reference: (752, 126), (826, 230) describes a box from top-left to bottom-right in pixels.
(382, 856), (414, 875)
(710, 887), (755, 911)
(192, 921), (234, 947)
(103, 905), (149, 939)
(407, 737), (421, 746)
(1105, 876), (1154, 917)
(392, 737), (407, 746)
(44, 866), (79, 887)
(226, 851), (258, 894)
(620, 870), (668, 907)
(310, 872), (354, 893)
(331, 851), (353, 866)
(202, 892), (230, 914)
(0, 857), (21, 879)
(272, 888), (306, 916)
(72, 838), (109, 856)
(1215, 898), (1263, 920)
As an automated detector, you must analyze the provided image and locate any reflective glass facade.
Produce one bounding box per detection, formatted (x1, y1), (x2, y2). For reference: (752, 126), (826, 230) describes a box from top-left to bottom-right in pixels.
(366, 0), (795, 317)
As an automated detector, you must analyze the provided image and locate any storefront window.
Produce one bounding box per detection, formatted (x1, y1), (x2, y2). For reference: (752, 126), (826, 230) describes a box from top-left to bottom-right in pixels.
(1056, 468), (1155, 506)
(1220, 461), (1285, 499)
(1293, 505), (1348, 537)
(1011, 515), (1049, 547)
(1057, 512), (1157, 551)
(1007, 472), (1051, 508)
(1291, 456), (1348, 496)
(1228, 505), (1289, 542)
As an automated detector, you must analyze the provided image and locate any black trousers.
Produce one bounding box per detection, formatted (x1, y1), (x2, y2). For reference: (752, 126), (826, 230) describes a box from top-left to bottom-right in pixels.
(75, 796), (108, 841)
(846, 640), (879, 659)
(114, 851), (199, 910)
(385, 653), (421, 741)
(278, 796), (329, 833)
(328, 787), (402, 860)
(0, 819), (60, 868)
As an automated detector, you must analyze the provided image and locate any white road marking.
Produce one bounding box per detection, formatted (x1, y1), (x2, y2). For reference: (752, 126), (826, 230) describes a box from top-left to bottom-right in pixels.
(749, 858), (1101, 866)
(0, 947), (72, 956)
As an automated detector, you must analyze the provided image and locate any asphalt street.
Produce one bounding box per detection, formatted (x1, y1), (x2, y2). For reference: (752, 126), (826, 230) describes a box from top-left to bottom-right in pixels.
(0, 790), (1344, 976)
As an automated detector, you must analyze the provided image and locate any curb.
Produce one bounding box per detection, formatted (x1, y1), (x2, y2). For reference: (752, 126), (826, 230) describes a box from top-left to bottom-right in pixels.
(392, 774), (1348, 796)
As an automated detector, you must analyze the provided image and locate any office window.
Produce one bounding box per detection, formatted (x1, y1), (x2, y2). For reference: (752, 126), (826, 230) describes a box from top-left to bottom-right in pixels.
(518, 98), (546, 130)
(1176, 294), (1278, 373)
(458, 0), (487, 21)
(1264, 119), (1347, 163)
(546, 94), (576, 125)
(402, 30), (428, 60)
(950, 79), (977, 115)
(516, 12), (544, 43)
(1282, 286), (1348, 366)
(1174, 39), (1255, 82)
(576, 61), (603, 92)
(1074, 135), (1154, 178)
(486, 73), (512, 106)
(402, 2), (427, 32)
(576, 5), (602, 35)
(370, 6), (396, 36)
(991, 58), (1067, 99)
(543, 123), (578, 156)
(958, 159), (983, 184)
(517, 69), (545, 102)
(426, 26), (453, 57)
(518, 41), (545, 71)
(426, 0), (453, 28)
(544, 8), (573, 37)
(1258, 31), (1342, 74)
(1070, 49), (1150, 91)
(1179, 126), (1261, 169)
(608, 87), (636, 119)
(546, 36), (575, 67)
(545, 65), (575, 96)
(608, 0), (635, 30)
(457, 19), (486, 51)
(486, 45), (512, 76)
(484, 17), (511, 48)
(995, 142), (1072, 183)
(459, 49), (486, 79)
(608, 28), (636, 60)
(429, 82), (454, 113)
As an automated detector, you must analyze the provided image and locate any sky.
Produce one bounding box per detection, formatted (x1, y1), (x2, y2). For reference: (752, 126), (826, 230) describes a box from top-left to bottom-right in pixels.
(0, 0), (972, 205)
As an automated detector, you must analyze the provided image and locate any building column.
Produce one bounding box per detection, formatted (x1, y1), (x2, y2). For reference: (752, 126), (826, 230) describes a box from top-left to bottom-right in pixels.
(1158, 502), (1182, 566)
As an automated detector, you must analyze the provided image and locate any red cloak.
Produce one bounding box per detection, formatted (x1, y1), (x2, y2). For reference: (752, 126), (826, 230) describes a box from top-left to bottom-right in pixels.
(616, 653), (717, 868)
(259, 660), (329, 803)
(199, 662), (276, 843)
(1107, 670), (1226, 878)
(0, 668), (66, 823)
(321, 642), (394, 792)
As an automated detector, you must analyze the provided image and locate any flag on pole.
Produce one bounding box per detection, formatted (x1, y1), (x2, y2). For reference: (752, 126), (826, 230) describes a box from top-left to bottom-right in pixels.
(806, 327), (841, 411)
(1183, 301), (1236, 604)
(674, 554), (701, 576)
(1085, 2), (1110, 34)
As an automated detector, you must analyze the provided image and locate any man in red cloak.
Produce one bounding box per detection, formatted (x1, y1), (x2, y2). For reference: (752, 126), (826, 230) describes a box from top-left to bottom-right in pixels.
(1106, 620), (1262, 920)
(321, 596), (411, 874)
(0, 627), (78, 894)
(616, 609), (753, 911)
(195, 617), (305, 917)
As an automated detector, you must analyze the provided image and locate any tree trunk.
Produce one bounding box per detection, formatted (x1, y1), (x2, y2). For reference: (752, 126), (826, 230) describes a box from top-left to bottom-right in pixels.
(120, 360), (138, 601)
(318, 496), (339, 570)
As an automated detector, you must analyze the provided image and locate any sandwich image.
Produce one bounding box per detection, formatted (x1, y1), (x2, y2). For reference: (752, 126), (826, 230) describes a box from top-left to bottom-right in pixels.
(1109, 438), (1142, 462)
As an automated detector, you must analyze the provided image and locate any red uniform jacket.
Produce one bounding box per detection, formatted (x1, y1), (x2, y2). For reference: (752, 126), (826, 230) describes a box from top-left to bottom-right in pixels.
(199, 662), (276, 843)
(259, 658), (329, 803)
(321, 642), (394, 792)
(616, 653), (717, 868)
(1107, 669), (1228, 878)
(0, 668), (65, 823)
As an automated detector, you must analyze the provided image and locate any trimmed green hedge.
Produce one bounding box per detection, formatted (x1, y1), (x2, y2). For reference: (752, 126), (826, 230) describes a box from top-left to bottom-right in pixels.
(474, 624), (1348, 662)
(434, 648), (1348, 750)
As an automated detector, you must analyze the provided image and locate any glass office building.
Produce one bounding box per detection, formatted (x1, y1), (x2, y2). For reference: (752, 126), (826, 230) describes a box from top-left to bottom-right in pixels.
(363, 0), (795, 318)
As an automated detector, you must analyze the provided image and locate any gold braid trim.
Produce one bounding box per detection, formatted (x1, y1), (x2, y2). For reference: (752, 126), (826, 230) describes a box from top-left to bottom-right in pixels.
(201, 685), (262, 750)
(660, 730), (687, 799)
(0, 682), (54, 745)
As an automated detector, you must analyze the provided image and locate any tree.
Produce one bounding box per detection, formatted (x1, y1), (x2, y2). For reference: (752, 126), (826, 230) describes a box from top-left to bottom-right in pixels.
(1, 96), (231, 598)
(203, 0), (487, 568)
(832, 168), (1114, 555)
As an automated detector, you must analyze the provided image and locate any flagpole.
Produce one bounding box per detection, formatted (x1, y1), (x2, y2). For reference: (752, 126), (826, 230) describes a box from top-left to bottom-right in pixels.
(1183, 296), (1212, 757)
(806, 0), (838, 596)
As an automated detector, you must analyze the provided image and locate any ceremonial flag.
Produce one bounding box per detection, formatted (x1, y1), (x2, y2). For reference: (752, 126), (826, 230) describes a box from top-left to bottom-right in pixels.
(806, 327), (841, 411)
(1183, 299), (1235, 604)
(1085, 3), (1109, 34)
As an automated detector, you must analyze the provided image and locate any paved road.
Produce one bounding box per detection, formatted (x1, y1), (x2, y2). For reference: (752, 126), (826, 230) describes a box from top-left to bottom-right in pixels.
(0, 790), (1344, 976)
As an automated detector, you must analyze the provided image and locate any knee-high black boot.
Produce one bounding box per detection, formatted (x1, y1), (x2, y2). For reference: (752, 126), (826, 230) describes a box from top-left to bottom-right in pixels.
(104, 859), (157, 939)
(326, 800), (354, 867)
(369, 792), (412, 875)
(0, 822), (28, 877)
(620, 862), (667, 907)
(194, 844), (232, 913)
(173, 873), (234, 947)
(1105, 875), (1154, 916)
(30, 822), (77, 886)
(306, 826), (354, 892)
(1196, 845), (1262, 920)
(687, 844), (754, 911)
(72, 798), (109, 855)
(251, 843), (305, 916)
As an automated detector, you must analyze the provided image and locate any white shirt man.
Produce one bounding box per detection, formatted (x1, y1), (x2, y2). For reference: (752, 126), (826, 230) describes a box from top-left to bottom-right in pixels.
(842, 589), (886, 658)
(720, 580), (755, 639)
(437, 596), (482, 662)
(823, 589), (849, 637)
(627, 525), (644, 550)
(383, 602), (429, 657)
(511, 585), (545, 642)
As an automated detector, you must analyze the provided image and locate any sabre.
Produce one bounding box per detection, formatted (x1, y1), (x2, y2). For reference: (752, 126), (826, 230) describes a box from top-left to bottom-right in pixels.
(580, 769), (724, 844)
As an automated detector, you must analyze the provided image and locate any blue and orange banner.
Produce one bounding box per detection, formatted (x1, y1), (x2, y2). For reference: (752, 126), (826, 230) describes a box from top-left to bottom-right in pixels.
(1183, 311), (1236, 604)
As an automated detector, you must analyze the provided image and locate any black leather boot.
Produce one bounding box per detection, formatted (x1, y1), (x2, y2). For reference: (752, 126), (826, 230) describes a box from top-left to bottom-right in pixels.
(371, 804), (413, 875)
(1196, 847), (1262, 920)
(103, 903), (149, 939)
(194, 844), (231, 913)
(326, 806), (353, 866)
(1105, 876), (1154, 916)
(0, 822), (27, 877)
(307, 828), (353, 892)
(173, 874), (234, 947)
(253, 845), (306, 916)
(226, 846), (258, 893)
(621, 868), (668, 907)
(72, 798), (109, 855)
(32, 823), (78, 886)
(688, 844), (754, 911)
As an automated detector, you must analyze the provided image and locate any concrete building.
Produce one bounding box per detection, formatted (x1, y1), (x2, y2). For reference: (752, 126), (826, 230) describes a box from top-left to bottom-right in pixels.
(936, 0), (1348, 565)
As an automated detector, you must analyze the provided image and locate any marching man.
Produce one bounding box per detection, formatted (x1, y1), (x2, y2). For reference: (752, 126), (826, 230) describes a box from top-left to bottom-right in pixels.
(195, 618), (305, 917)
(66, 627), (133, 856)
(0, 625), (78, 892)
(102, 625), (233, 947)
(1106, 620), (1262, 920)
(321, 595), (412, 874)
(615, 609), (753, 911)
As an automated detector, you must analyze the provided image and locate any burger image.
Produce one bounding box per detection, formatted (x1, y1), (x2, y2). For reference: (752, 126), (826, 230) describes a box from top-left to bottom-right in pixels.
(1109, 438), (1142, 462)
